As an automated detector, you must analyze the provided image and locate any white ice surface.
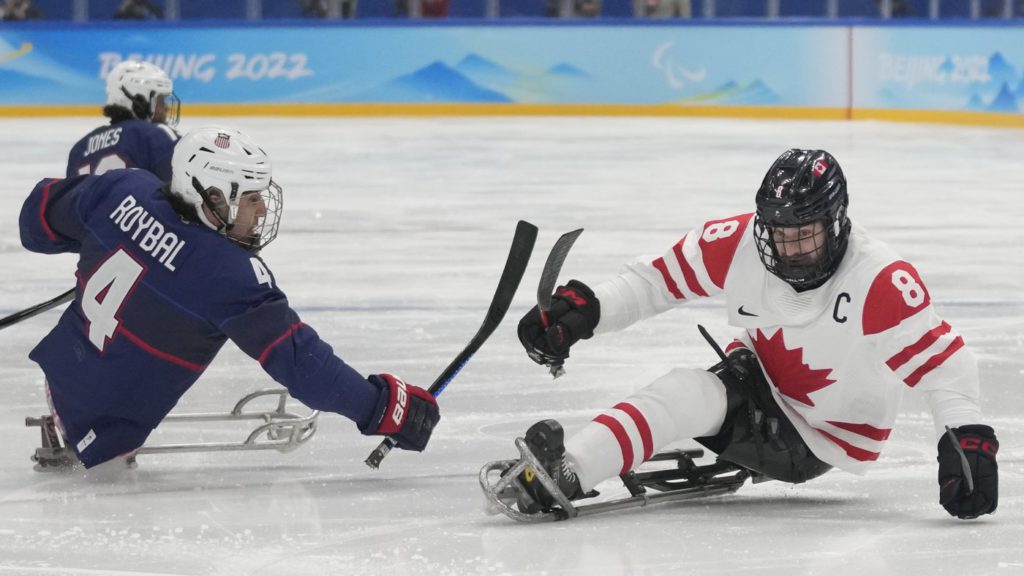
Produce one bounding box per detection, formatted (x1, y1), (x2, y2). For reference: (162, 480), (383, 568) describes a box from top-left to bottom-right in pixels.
(0, 116), (1021, 575)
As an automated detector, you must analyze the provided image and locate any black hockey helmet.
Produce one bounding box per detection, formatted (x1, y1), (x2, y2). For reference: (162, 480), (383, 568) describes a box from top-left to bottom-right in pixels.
(753, 149), (850, 291)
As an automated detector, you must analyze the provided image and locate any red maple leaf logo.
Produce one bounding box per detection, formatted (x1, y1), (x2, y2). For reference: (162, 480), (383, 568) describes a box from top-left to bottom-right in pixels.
(751, 328), (836, 407)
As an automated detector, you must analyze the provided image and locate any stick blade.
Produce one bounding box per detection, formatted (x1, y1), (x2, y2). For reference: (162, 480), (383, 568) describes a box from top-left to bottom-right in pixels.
(536, 228), (584, 311)
(486, 220), (539, 327)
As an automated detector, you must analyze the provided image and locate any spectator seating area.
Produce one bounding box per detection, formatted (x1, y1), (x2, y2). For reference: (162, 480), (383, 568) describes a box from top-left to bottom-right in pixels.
(13, 0), (1024, 20)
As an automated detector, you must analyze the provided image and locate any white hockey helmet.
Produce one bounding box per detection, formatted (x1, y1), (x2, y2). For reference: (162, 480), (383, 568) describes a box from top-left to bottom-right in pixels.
(169, 126), (283, 252)
(105, 59), (180, 126)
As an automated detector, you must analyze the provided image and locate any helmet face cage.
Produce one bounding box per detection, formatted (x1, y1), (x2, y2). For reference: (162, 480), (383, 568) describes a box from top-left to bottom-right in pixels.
(155, 92), (181, 127)
(236, 181), (283, 252)
(192, 178), (283, 253)
(753, 210), (847, 291)
(753, 149), (850, 291)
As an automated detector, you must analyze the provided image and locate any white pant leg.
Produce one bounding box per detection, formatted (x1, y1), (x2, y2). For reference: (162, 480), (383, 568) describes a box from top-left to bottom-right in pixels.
(565, 367), (728, 492)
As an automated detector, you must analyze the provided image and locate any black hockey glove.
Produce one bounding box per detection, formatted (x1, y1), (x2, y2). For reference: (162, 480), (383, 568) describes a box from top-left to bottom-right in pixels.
(517, 279), (600, 366)
(361, 373), (440, 452)
(937, 424), (998, 519)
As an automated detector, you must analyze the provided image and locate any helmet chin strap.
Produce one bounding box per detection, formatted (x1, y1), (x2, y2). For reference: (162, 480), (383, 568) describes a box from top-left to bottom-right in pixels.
(121, 86), (153, 121)
(192, 177), (234, 234)
(194, 205), (222, 232)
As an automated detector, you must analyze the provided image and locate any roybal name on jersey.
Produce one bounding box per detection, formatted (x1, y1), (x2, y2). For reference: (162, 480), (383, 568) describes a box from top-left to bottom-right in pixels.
(109, 195), (184, 271)
(84, 127), (123, 157)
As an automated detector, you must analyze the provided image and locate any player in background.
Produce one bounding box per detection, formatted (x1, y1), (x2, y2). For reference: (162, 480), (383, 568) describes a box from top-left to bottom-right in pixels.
(20, 125), (440, 469)
(67, 60), (180, 180)
(513, 149), (998, 520)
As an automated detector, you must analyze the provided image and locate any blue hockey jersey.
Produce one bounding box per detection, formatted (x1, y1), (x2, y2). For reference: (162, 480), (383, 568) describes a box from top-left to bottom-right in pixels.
(20, 170), (382, 467)
(66, 120), (178, 181)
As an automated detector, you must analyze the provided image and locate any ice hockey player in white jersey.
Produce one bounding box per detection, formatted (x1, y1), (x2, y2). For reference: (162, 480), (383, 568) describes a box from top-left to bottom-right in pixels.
(513, 149), (998, 520)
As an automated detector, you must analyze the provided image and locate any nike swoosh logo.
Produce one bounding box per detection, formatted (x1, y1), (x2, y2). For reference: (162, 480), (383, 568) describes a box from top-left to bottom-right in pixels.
(737, 306), (758, 317)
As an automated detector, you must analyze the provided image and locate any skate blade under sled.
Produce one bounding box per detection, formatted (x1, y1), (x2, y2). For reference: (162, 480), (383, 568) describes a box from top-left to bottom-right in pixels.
(479, 437), (755, 522)
(26, 389), (319, 471)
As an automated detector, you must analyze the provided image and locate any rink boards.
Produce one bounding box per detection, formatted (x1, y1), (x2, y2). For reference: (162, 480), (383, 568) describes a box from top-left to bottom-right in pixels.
(0, 21), (1023, 127)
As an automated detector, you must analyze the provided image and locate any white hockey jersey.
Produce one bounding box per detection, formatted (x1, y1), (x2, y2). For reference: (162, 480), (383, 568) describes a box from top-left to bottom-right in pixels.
(593, 213), (983, 474)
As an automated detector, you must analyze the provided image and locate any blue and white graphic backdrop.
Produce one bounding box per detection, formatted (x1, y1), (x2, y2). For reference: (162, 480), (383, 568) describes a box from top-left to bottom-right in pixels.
(853, 27), (1023, 114)
(0, 23), (1021, 115)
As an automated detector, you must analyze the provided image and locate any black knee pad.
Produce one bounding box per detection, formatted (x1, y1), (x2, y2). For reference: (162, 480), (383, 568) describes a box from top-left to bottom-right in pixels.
(695, 349), (831, 484)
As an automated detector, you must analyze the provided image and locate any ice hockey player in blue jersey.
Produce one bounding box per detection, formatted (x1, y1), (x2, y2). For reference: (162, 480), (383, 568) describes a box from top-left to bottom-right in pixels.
(21, 125), (440, 469)
(66, 60), (180, 180)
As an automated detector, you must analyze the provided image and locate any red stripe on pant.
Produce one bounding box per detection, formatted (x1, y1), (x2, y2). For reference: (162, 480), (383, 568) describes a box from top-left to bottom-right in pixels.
(614, 402), (653, 463)
(595, 414), (634, 476)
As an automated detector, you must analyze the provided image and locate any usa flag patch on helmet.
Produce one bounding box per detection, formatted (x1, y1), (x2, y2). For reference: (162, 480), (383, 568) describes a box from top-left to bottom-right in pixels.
(214, 132), (231, 149)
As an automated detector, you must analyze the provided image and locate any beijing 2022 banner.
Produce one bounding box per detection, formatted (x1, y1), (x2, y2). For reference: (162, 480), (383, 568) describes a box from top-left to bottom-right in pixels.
(0, 24), (846, 107)
(853, 26), (1024, 114)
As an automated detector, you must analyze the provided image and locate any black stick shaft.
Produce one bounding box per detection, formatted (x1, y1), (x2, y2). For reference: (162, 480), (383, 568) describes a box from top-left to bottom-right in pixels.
(0, 288), (74, 331)
(697, 324), (728, 362)
(364, 220), (538, 469)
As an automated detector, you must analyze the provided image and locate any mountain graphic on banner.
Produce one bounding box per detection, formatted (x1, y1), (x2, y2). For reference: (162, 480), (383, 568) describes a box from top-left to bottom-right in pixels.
(987, 52), (1016, 86)
(454, 54), (517, 82)
(347, 61), (511, 103)
(452, 53), (593, 102)
(988, 83), (1018, 112)
(678, 79), (781, 105)
(939, 57), (954, 75)
(966, 92), (986, 110)
(546, 63), (589, 78)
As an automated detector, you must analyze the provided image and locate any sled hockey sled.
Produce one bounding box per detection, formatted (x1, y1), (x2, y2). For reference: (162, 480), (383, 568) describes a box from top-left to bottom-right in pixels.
(479, 436), (757, 522)
(27, 389), (319, 471)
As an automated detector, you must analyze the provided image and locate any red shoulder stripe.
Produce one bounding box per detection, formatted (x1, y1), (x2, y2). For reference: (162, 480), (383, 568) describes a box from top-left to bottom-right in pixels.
(903, 336), (964, 388)
(651, 256), (685, 300)
(671, 234), (709, 297)
(886, 321), (952, 371)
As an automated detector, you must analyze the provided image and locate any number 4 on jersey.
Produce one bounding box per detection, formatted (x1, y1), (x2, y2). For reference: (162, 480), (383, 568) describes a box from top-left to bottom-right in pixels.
(251, 258), (273, 288)
(81, 249), (145, 350)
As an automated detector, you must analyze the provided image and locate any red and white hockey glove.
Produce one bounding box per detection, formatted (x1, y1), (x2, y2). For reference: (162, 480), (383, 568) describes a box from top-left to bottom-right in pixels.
(362, 373), (440, 452)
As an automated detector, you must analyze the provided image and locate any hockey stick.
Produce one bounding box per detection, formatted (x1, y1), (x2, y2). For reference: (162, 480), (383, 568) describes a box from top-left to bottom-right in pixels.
(0, 288), (74, 331)
(697, 324), (728, 362)
(535, 228), (584, 379)
(364, 220), (539, 469)
(944, 425), (975, 495)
